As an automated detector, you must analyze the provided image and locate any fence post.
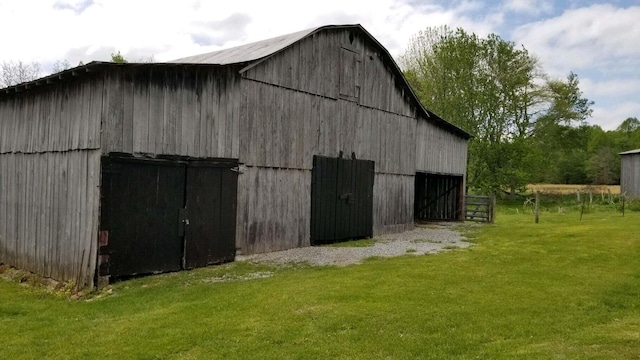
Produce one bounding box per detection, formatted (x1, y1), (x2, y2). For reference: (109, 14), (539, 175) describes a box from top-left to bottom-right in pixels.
(534, 191), (540, 224)
(490, 195), (496, 223)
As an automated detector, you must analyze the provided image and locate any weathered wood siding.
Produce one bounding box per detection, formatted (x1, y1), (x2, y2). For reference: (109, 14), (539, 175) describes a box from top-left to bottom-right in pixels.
(236, 166), (311, 254)
(236, 28), (443, 252)
(373, 174), (414, 235)
(101, 65), (241, 158)
(415, 116), (468, 175)
(240, 80), (416, 174)
(0, 77), (103, 288)
(0, 78), (102, 153)
(0, 151), (100, 288)
(621, 154), (640, 199)
(243, 28), (417, 117)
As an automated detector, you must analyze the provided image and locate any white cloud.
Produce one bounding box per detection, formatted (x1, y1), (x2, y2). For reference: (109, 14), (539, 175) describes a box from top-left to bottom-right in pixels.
(590, 101), (640, 131)
(509, 4), (640, 129)
(0, 0), (502, 68)
(504, 0), (553, 15)
(581, 77), (640, 99)
(512, 4), (640, 76)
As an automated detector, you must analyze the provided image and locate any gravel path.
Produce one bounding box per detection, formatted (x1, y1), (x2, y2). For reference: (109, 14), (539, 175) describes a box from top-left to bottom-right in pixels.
(237, 223), (474, 266)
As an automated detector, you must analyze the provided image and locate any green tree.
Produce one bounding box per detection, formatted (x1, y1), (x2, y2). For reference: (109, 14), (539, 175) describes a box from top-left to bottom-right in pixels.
(617, 117), (639, 133)
(402, 27), (543, 195)
(541, 72), (593, 125)
(616, 117), (640, 152)
(586, 147), (619, 184)
(527, 73), (595, 184)
(111, 51), (128, 63)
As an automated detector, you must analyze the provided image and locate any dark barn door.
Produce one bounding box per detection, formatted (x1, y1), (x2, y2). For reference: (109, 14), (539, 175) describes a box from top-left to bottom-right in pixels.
(311, 155), (374, 245)
(100, 160), (185, 276)
(183, 163), (238, 269)
(100, 157), (237, 278)
(414, 172), (463, 221)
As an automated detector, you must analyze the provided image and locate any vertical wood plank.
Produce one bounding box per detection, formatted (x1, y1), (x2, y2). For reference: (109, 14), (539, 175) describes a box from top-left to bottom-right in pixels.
(197, 69), (210, 158)
(133, 69), (150, 153)
(148, 69), (164, 155)
(88, 76), (103, 149)
(216, 71), (227, 157)
(225, 71), (236, 158)
(122, 70), (134, 153)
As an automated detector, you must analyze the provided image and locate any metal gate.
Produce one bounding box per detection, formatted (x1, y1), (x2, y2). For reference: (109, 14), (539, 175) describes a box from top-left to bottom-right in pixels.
(311, 155), (374, 245)
(464, 195), (495, 223)
(99, 156), (237, 278)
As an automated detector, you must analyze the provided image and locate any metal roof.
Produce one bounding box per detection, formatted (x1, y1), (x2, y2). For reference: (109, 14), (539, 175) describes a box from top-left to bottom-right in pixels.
(619, 149), (640, 155)
(170, 24), (471, 139)
(170, 27), (320, 65)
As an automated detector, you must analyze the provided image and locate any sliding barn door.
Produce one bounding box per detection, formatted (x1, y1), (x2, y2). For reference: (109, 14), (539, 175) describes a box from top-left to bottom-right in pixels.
(311, 155), (374, 245)
(100, 157), (238, 278)
(183, 164), (238, 269)
(100, 160), (185, 276)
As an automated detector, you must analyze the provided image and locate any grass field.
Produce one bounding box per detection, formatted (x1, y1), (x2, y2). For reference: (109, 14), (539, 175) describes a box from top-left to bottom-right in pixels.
(527, 183), (621, 195)
(1, 204), (639, 359)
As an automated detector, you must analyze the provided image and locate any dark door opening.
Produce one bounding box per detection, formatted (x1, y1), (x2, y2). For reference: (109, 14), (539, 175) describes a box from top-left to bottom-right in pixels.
(414, 173), (463, 221)
(311, 155), (374, 245)
(99, 156), (238, 278)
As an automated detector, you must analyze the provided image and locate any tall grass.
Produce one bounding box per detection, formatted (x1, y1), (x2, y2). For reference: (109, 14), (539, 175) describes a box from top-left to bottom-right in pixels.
(1, 207), (639, 359)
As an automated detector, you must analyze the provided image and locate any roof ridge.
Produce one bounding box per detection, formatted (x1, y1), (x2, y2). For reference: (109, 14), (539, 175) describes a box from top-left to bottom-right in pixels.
(169, 24), (361, 65)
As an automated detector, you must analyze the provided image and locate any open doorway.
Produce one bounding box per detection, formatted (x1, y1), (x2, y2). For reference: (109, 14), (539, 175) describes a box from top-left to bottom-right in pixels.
(414, 172), (464, 221)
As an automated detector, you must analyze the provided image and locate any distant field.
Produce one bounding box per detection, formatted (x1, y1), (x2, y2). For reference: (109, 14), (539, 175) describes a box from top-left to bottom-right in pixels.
(527, 184), (620, 195)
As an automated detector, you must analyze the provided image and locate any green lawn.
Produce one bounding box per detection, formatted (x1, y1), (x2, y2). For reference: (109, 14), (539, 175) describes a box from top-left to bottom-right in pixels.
(1, 205), (639, 359)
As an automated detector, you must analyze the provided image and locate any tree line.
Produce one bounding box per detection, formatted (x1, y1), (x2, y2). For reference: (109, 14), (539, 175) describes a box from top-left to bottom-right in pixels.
(0, 51), (132, 88)
(401, 26), (640, 195)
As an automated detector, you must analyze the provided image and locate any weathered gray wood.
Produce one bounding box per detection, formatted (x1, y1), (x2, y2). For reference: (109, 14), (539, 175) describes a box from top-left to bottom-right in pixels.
(621, 152), (640, 199)
(94, 66), (242, 158)
(148, 70), (164, 155)
(0, 150), (100, 288)
(0, 78), (102, 154)
(372, 173), (415, 235)
(87, 77), (102, 149)
(415, 115), (468, 176)
(216, 71), (231, 155)
(122, 73), (134, 153)
(133, 71), (150, 153)
(236, 166), (311, 254)
(105, 71), (124, 153)
(163, 68), (178, 154)
(180, 68), (195, 155)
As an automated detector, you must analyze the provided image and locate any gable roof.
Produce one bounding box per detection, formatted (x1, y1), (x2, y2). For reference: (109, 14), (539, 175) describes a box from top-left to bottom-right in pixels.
(170, 27), (317, 65)
(1, 24), (470, 139)
(171, 24), (470, 139)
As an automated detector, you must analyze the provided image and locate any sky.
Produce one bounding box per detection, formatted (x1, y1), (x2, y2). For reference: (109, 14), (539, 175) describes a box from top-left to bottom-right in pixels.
(0, 0), (638, 130)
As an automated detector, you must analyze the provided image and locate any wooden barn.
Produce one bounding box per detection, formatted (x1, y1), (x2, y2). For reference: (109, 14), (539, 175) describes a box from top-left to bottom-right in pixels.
(0, 24), (469, 288)
(620, 149), (640, 199)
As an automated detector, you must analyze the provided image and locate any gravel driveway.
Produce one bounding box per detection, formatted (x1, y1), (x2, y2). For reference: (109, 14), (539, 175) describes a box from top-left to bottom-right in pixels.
(237, 223), (474, 266)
